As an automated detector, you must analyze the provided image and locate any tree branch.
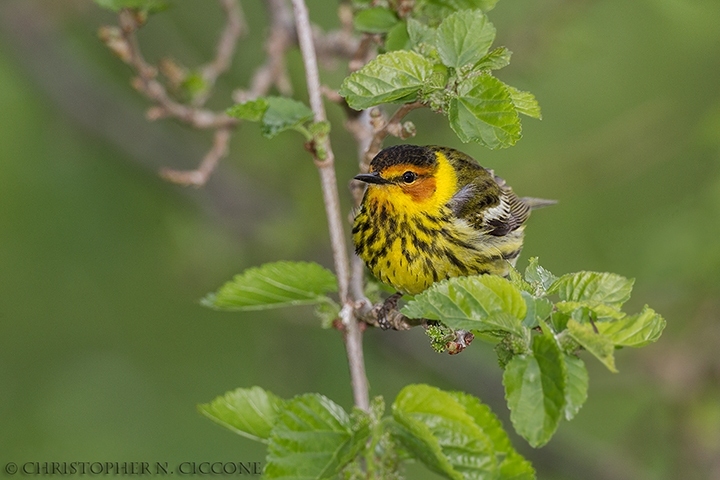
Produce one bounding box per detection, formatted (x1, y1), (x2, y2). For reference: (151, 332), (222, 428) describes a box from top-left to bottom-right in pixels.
(159, 127), (232, 187)
(291, 0), (369, 412)
(233, 0), (294, 102)
(110, 10), (237, 130)
(194, 0), (246, 106)
(99, 7), (239, 187)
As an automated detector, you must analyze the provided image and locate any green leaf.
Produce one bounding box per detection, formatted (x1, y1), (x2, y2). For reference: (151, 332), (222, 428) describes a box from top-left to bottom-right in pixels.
(508, 266), (533, 294)
(503, 333), (566, 447)
(448, 74), (521, 148)
(554, 300), (625, 322)
(384, 21), (411, 52)
(226, 98), (268, 122)
(416, 0), (500, 23)
(521, 292), (554, 329)
(340, 51), (437, 110)
(524, 257), (557, 293)
(507, 86), (542, 119)
(198, 387), (284, 442)
(595, 306), (666, 347)
(549, 271), (634, 308)
(202, 261), (338, 311)
(401, 275), (528, 336)
(262, 97), (314, 138)
(392, 385), (498, 479)
(226, 97), (313, 138)
(566, 318), (618, 372)
(562, 355), (588, 420)
(407, 18), (437, 50)
(265, 394), (370, 479)
(436, 10), (496, 68)
(450, 392), (536, 480)
(475, 47), (512, 71)
(354, 7), (399, 33)
(94, 0), (169, 13)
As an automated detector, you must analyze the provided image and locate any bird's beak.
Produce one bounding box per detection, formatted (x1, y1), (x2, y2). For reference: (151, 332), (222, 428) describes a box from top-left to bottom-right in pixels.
(354, 172), (390, 185)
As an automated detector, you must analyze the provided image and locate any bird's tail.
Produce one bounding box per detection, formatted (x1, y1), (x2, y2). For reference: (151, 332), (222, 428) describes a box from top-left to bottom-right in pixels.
(521, 197), (558, 210)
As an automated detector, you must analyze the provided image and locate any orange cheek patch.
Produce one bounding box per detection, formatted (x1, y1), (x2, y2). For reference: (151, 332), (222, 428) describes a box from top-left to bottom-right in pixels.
(403, 177), (437, 203)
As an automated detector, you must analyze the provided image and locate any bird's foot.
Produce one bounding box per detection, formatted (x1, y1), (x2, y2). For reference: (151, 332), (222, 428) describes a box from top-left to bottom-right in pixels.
(367, 292), (424, 330)
(376, 292), (402, 330)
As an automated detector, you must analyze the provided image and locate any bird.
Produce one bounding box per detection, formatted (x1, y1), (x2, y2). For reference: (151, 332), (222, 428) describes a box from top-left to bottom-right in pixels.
(352, 144), (553, 304)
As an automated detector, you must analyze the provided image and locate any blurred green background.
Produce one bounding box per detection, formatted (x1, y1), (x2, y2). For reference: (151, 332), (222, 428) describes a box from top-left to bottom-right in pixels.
(1, 0), (720, 478)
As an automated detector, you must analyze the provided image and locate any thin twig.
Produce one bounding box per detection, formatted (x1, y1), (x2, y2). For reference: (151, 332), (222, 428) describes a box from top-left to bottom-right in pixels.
(291, 0), (369, 412)
(349, 33), (378, 72)
(345, 99), (423, 327)
(159, 127), (232, 186)
(194, 0), (246, 106)
(365, 101), (424, 167)
(99, 8), (238, 187)
(114, 10), (237, 130)
(234, 0), (294, 102)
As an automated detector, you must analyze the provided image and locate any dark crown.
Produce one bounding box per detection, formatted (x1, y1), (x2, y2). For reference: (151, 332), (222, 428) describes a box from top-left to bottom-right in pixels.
(369, 145), (437, 172)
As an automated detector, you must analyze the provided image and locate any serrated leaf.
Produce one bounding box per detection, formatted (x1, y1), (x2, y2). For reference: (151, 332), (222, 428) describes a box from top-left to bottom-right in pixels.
(401, 275), (528, 336)
(503, 333), (566, 448)
(524, 257), (557, 293)
(436, 10), (495, 68)
(554, 301), (626, 322)
(567, 318), (617, 372)
(521, 292), (554, 329)
(549, 271), (634, 308)
(202, 261), (337, 311)
(198, 387), (284, 442)
(450, 392), (536, 480)
(507, 86), (542, 119)
(596, 306), (666, 347)
(226, 97), (313, 138)
(265, 394), (369, 479)
(562, 355), (588, 420)
(407, 18), (437, 51)
(388, 416), (460, 480)
(508, 266), (533, 294)
(550, 310), (570, 333)
(448, 74), (521, 148)
(417, 0), (500, 23)
(385, 21), (411, 51)
(94, 0), (169, 13)
(262, 97), (314, 138)
(475, 47), (512, 71)
(354, 7), (399, 33)
(392, 385), (498, 479)
(340, 51), (437, 110)
(226, 98), (269, 122)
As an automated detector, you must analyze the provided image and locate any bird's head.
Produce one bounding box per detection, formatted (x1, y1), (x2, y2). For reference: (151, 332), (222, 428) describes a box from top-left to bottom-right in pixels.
(354, 145), (458, 215)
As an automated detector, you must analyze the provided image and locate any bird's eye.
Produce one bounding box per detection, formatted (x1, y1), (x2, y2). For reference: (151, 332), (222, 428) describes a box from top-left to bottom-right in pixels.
(402, 171), (417, 184)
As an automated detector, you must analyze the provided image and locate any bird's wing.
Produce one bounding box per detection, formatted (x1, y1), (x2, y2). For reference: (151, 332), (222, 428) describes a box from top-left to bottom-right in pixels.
(448, 173), (533, 236)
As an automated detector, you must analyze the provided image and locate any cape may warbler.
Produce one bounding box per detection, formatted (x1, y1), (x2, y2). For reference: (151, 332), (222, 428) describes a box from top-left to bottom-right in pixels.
(353, 144), (552, 296)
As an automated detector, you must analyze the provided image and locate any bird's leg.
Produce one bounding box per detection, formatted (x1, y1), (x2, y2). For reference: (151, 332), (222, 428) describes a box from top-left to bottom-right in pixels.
(376, 292), (403, 330)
